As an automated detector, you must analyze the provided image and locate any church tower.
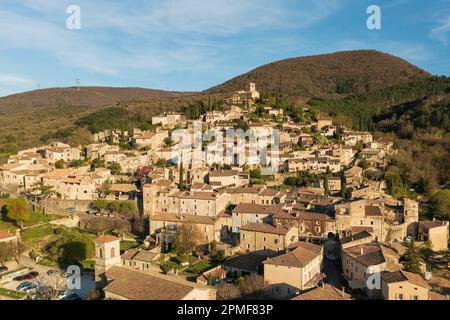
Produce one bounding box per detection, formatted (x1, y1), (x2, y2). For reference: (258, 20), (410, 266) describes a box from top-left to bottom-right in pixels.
(403, 198), (419, 238)
(94, 235), (121, 287)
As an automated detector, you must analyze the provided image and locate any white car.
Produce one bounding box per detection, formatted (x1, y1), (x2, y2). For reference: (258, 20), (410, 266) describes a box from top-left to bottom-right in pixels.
(22, 283), (38, 293)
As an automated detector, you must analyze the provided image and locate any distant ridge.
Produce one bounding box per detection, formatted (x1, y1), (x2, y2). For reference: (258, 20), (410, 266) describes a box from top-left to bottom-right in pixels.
(0, 86), (193, 114)
(205, 50), (430, 97)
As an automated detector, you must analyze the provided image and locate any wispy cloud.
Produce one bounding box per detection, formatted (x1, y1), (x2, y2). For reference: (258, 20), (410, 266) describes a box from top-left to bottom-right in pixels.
(430, 16), (450, 44)
(0, 73), (35, 86)
(0, 0), (342, 78)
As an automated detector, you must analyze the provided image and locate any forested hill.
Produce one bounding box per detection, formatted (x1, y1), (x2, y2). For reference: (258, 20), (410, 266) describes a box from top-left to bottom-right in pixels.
(206, 50), (430, 97)
(309, 76), (450, 132)
(310, 76), (450, 197)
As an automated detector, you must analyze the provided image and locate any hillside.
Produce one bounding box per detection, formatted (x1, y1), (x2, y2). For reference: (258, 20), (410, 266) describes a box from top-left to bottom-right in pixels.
(0, 86), (192, 115)
(206, 50), (430, 97)
(309, 76), (450, 196)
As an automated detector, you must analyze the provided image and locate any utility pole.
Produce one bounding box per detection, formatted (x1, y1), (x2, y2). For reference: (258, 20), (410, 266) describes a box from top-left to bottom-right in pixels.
(75, 78), (80, 91)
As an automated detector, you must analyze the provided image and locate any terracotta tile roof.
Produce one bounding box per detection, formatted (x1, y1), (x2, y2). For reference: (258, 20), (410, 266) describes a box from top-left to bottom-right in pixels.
(342, 242), (386, 267)
(365, 205), (383, 216)
(382, 270), (431, 289)
(241, 222), (293, 235)
(341, 231), (373, 245)
(95, 235), (120, 243)
(179, 191), (221, 200)
(259, 189), (280, 197)
(0, 230), (16, 240)
(209, 170), (239, 177)
(151, 213), (216, 225)
(350, 226), (375, 234)
(232, 203), (283, 215)
(110, 184), (138, 193)
(264, 242), (322, 268)
(274, 210), (331, 221)
(104, 267), (194, 300)
(223, 250), (279, 272)
(419, 221), (448, 229)
(292, 284), (351, 300)
(228, 186), (263, 194)
(429, 291), (450, 300)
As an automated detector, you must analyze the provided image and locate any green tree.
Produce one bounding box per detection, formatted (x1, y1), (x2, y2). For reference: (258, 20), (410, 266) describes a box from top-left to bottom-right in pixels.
(31, 181), (55, 198)
(209, 240), (217, 258)
(55, 160), (65, 169)
(108, 163), (122, 175)
(358, 159), (369, 170)
(339, 171), (347, 198)
(430, 189), (450, 220)
(403, 240), (421, 274)
(6, 197), (31, 229)
(178, 162), (186, 191)
(323, 176), (330, 196)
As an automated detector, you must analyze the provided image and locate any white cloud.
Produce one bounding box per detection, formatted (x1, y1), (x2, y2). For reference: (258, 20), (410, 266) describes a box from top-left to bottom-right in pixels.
(0, 73), (35, 86)
(0, 0), (342, 78)
(430, 16), (450, 44)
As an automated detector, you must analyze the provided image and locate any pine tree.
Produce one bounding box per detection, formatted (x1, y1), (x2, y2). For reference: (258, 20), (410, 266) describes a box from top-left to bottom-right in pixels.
(323, 176), (330, 196)
(403, 240), (421, 273)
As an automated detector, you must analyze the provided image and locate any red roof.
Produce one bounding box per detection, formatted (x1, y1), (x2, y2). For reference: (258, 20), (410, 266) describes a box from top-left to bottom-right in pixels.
(95, 235), (120, 243)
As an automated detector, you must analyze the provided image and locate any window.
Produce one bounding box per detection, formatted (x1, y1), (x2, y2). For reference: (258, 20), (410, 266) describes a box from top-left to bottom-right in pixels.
(412, 295), (418, 300)
(274, 239), (278, 244)
(287, 288), (292, 295)
(398, 294), (403, 300)
(98, 248), (103, 258)
(275, 286), (280, 293)
(110, 247), (115, 258)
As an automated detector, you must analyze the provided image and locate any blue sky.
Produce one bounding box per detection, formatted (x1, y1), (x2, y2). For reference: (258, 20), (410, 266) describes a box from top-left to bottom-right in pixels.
(0, 0), (449, 97)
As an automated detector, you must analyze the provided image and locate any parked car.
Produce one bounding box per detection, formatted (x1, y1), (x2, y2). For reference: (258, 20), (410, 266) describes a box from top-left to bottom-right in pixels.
(23, 283), (38, 293)
(86, 209), (98, 215)
(61, 293), (81, 300)
(65, 207), (76, 212)
(28, 271), (39, 278)
(57, 290), (74, 300)
(13, 275), (27, 281)
(0, 266), (8, 273)
(17, 282), (36, 291)
(47, 269), (60, 276)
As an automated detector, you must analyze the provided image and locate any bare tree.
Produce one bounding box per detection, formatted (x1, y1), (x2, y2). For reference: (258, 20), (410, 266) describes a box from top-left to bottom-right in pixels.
(33, 274), (69, 300)
(97, 180), (112, 199)
(174, 224), (202, 256)
(217, 283), (241, 300)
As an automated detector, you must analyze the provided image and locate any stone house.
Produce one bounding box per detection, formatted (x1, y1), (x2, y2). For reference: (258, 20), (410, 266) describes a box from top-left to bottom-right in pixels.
(263, 242), (323, 298)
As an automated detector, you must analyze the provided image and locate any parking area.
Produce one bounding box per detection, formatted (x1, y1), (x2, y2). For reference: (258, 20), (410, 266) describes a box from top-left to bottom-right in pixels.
(0, 257), (95, 300)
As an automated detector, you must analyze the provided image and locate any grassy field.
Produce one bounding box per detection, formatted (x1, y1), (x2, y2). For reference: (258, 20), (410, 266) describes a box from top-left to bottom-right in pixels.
(120, 240), (141, 252)
(185, 260), (218, 274)
(20, 225), (56, 247)
(0, 207), (62, 232)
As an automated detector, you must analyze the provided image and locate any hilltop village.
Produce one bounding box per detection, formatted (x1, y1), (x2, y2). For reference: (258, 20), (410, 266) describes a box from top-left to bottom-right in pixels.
(0, 83), (448, 301)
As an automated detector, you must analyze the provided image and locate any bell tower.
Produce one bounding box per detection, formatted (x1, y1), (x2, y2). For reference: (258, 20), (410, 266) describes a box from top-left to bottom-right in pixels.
(94, 235), (121, 287)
